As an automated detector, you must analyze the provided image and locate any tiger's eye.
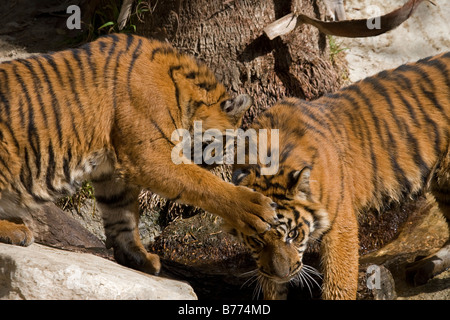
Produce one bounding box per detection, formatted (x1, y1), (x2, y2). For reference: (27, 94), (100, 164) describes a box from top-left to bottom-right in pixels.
(287, 230), (298, 241)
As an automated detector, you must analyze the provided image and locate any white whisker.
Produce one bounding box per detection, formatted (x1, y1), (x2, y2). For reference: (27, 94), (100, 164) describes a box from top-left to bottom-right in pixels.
(239, 269), (259, 277)
(253, 275), (264, 300)
(303, 264), (323, 279)
(239, 269), (259, 290)
(290, 264), (322, 298)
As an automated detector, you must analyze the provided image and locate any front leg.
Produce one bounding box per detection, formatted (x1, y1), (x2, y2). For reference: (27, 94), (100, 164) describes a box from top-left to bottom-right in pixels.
(320, 210), (359, 300)
(115, 132), (277, 236)
(92, 176), (161, 275)
(133, 160), (277, 237)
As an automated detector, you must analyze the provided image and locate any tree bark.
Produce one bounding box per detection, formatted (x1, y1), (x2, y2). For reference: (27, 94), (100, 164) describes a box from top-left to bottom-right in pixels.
(139, 0), (343, 115)
(135, 0), (344, 222)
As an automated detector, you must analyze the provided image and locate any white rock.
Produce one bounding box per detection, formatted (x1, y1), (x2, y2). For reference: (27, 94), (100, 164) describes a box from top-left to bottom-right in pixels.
(0, 243), (197, 300)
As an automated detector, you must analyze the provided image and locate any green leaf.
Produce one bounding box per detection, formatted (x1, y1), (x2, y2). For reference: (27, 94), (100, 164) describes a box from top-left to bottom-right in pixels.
(98, 21), (115, 30)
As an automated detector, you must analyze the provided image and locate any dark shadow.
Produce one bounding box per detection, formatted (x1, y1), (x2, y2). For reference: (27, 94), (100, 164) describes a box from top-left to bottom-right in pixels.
(159, 255), (322, 300)
(0, 0), (92, 52)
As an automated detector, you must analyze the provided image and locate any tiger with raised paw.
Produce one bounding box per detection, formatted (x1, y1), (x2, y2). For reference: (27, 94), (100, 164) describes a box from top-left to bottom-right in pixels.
(0, 34), (277, 274)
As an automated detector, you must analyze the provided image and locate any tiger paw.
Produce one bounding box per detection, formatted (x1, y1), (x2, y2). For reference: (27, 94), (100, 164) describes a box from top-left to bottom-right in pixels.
(227, 186), (277, 236)
(0, 220), (34, 246)
(112, 243), (161, 275)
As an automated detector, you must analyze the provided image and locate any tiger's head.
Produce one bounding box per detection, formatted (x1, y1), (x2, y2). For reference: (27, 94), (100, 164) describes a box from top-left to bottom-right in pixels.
(229, 165), (330, 296)
(166, 53), (253, 132)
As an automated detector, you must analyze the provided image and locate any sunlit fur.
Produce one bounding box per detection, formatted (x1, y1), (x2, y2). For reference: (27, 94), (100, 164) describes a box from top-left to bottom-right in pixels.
(232, 52), (450, 299)
(0, 34), (276, 274)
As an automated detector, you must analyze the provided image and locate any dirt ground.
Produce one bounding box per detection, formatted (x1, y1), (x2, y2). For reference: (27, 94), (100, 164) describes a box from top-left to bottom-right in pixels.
(338, 0), (450, 82)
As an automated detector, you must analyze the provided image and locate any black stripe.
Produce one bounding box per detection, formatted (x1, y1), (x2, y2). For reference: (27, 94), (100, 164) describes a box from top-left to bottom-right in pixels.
(13, 64), (41, 177)
(393, 87), (421, 128)
(422, 56), (450, 94)
(42, 54), (82, 144)
(365, 76), (426, 192)
(17, 59), (48, 127)
(96, 191), (134, 208)
(297, 102), (329, 138)
(104, 219), (132, 230)
(80, 42), (97, 83)
(338, 92), (379, 198)
(0, 69), (20, 150)
(127, 38), (143, 101)
(46, 141), (57, 192)
(168, 64), (183, 122)
(63, 56), (87, 141)
(41, 54), (64, 83)
(70, 49), (90, 103)
(397, 63), (449, 121)
(197, 81), (217, 91)
(270, 193), (291, 202)
(168, 109), (178, 129)
(112, 50), (125, 109)
(33, 57), (64, 147)
(313, 101), (347, 138)
(103, 34), (119, 90)
(63, 147), (72, 182)
(0, 69), (11, 120)
(396, 73), (442, 157)
(151, 119), (175, 146)
(346, 84), (385, 148)
(125, 34), (135, 51)
(292, 209), (300, 220)
(20, 148), (33, 196)
(383, 119), (412, 194)
(150, 46), (176, 61)
(63, 57), (86, 116)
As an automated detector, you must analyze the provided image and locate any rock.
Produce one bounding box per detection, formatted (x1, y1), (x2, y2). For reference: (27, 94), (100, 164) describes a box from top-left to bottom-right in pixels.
(358, 265), (397, 300)
(29, 203), (105, 249)
(0, 243), (197, 300)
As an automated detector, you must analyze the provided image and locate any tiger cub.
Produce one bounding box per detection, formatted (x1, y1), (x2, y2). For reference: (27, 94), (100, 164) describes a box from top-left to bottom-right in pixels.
(0, 34), (276, 274)
(231, 52), (450, 299)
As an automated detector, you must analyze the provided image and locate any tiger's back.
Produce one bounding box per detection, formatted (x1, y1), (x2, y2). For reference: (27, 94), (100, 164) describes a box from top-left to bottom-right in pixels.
(286, 52), (450, 215)
(323, 52), (450, 211)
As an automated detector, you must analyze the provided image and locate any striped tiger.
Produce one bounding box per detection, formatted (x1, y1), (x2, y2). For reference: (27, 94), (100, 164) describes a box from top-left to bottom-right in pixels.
(0, 34), (277, 274)
(231, 52), (450, 299)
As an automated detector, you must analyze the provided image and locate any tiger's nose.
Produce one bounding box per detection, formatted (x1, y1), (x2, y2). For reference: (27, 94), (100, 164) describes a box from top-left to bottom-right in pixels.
(267, 258), (291, 279)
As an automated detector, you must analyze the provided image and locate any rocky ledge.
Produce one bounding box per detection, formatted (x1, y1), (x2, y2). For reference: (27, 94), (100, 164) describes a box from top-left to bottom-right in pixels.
(0, 243), (196, 300)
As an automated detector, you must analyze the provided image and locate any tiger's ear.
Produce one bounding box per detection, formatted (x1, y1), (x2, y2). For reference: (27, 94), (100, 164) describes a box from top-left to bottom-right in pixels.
(287, 167), (311, 199)
(222, 94), (252, 123)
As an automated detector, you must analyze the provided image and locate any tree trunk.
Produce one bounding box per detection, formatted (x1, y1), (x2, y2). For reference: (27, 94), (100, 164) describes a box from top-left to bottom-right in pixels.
(136, 0), (345, 222)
